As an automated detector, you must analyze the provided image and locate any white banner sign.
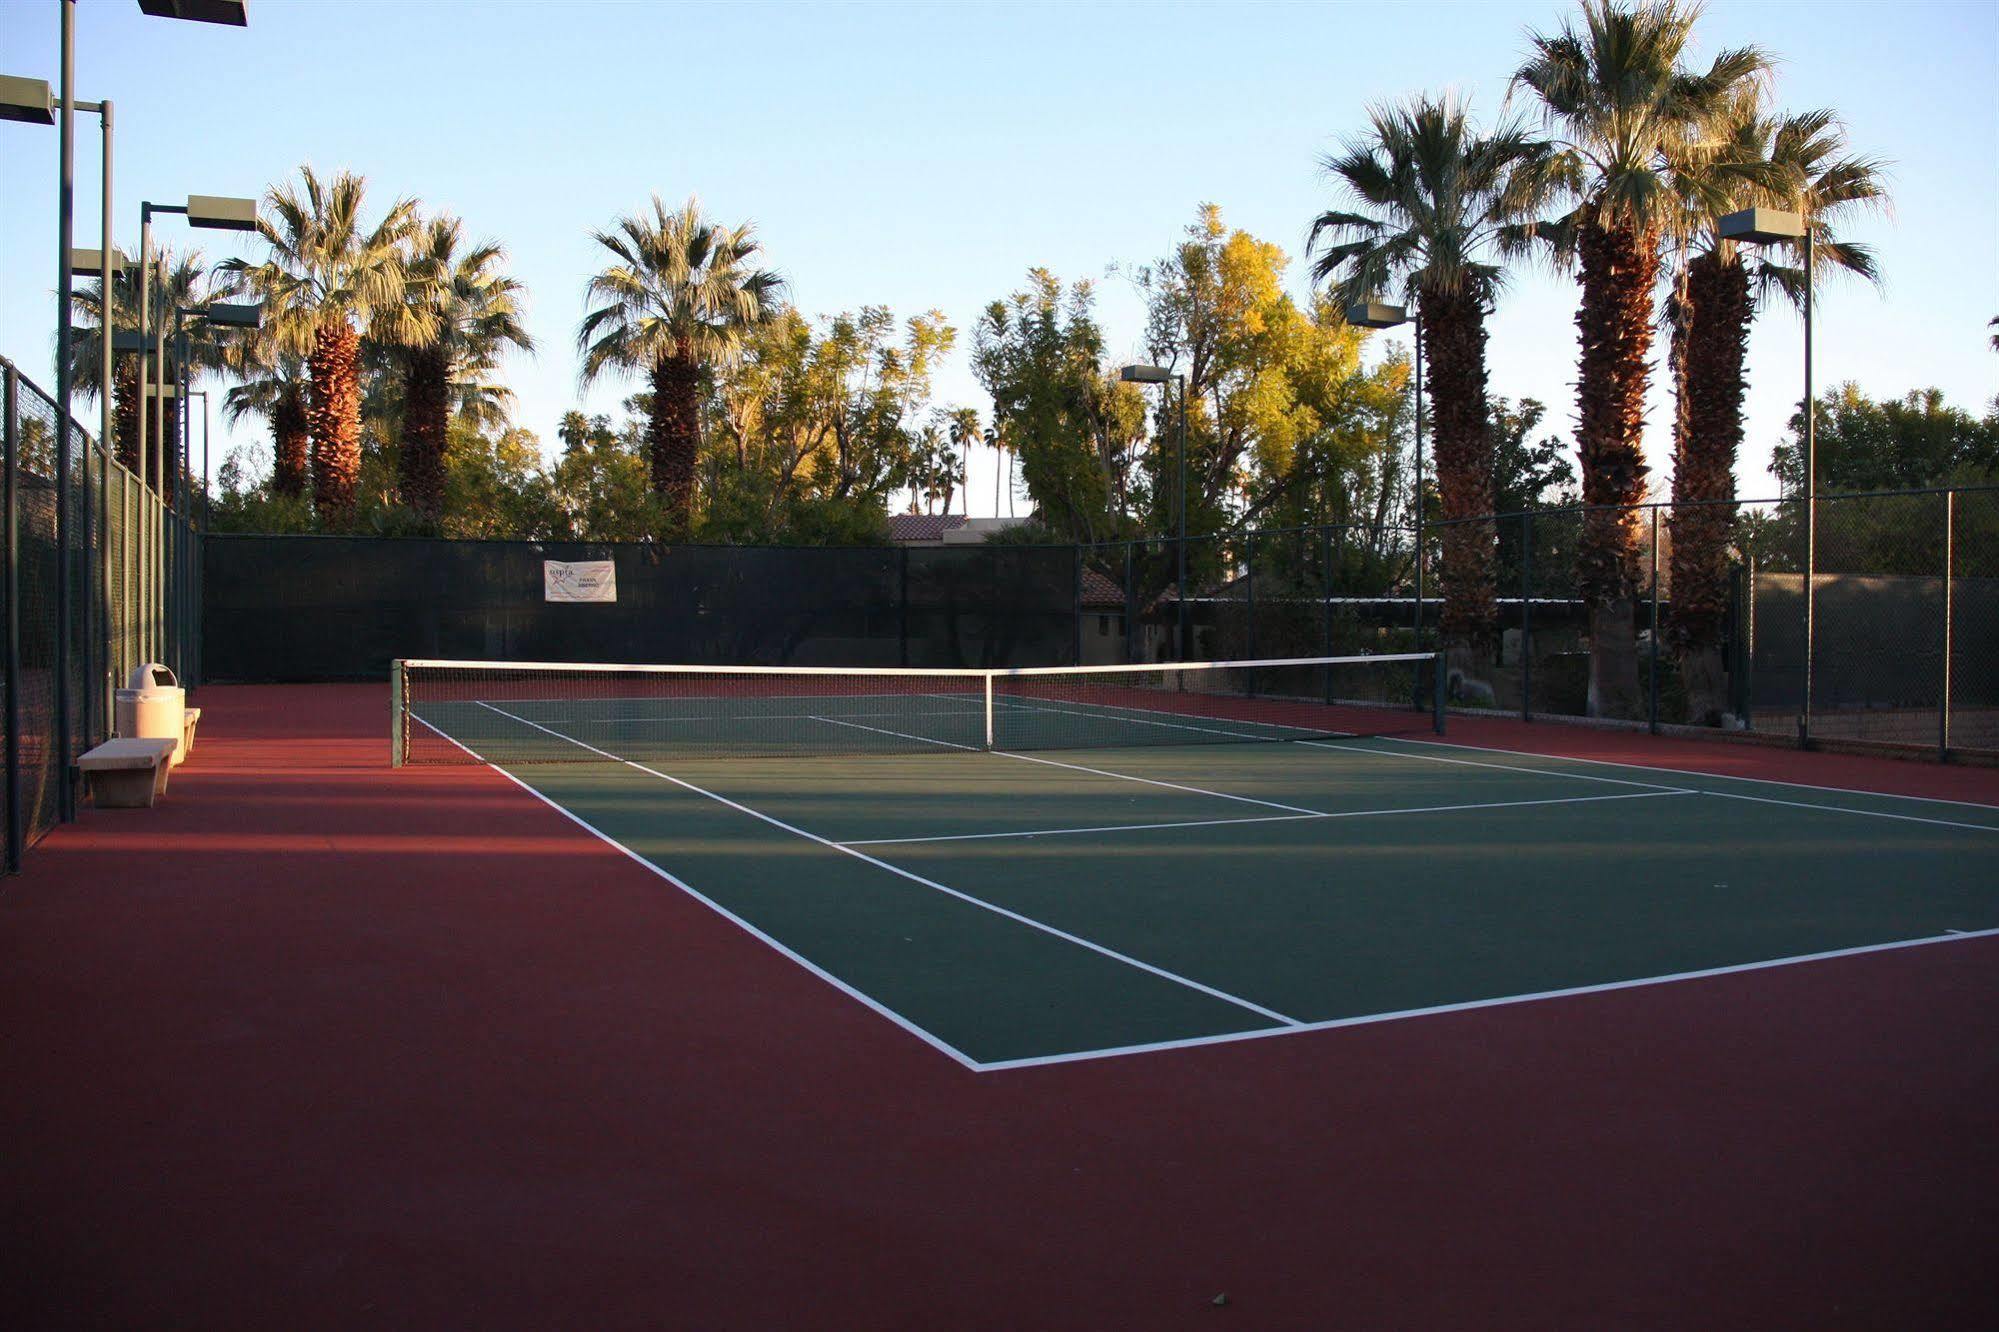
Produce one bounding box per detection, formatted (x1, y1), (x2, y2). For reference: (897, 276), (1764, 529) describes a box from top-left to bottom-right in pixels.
(544, 559), (617, 603)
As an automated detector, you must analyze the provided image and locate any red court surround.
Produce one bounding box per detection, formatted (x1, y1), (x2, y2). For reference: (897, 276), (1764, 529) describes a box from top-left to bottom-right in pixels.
(1, 684), (1993, 1330)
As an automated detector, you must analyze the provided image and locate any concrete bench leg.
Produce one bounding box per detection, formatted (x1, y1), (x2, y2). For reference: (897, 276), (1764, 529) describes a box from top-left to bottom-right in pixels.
(87, 766), (162, 809)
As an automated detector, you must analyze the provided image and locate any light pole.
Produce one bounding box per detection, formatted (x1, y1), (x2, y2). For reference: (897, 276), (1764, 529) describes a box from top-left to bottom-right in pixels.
(171, 303), (256, 684)
(1719, 206), (1814, 744)
(137, 195), (257, 667)
(1121, 363), (1190, 660)
(1346, 299), (1425, 647)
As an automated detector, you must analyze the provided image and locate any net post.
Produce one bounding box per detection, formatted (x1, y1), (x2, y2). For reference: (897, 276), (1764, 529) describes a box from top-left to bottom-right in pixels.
(982, 672), (994, 750)
(1432, 650), (1446, 735)
(390, 658), (406, 768)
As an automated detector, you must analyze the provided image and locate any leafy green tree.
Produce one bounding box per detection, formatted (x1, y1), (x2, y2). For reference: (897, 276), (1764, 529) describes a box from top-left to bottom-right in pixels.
(1309, 94), (1549, 663)
(218, 167), (426, 525)
(1513, 0), (1770, 716)
(972, 270), (1142, 545)
(549, 409), (664, 541)
(698, 305), (951, 541)
(578, 196), (785, 537)
(1774, 385), (1999, 493)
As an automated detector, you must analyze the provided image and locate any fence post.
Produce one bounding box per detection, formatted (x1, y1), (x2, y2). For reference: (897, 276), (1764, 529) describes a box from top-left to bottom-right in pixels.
(1742, 550), (1756, 730)
(1122, 542), (1136, 665)
(1071, 543), (1083, 666)
(1245, 532), (1257, 665)
(1321, 525), (1336, 706)
(1801, 493), (1815, 749)
(1648, 506), (1661, 734)
(897, 547), (909, 668)
(1940, 490), (1953, 761)
(4, 365), (21, 873)
(1520, 511), (1533, 723)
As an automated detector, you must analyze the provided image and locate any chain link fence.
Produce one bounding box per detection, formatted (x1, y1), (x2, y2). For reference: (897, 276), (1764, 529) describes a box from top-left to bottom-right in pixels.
(3, 356), (186, 872)
(1074, 485), (1996, 761)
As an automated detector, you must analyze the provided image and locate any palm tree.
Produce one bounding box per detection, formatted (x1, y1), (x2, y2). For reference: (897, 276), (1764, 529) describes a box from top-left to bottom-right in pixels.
(1308, 94), (1549, 669)
(395, 215), (534, 522)
(219, 340), (312, 499)
(1513, 0), (1769, 716)
(578, 196), (785, 537)
(1664, 104), (1885, 721)
(946, 406), (981, 518)
(986, 422), (1016, 518)
(217, 166), (425, 524)
(67, 248), (225, 496)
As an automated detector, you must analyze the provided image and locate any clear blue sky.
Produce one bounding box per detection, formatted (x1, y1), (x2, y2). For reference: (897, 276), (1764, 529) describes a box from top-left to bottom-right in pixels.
(3, 0), (1994, 516)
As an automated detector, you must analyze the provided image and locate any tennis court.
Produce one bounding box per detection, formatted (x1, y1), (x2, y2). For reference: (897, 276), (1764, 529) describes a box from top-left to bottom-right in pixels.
(396, 655), (1999, 1070)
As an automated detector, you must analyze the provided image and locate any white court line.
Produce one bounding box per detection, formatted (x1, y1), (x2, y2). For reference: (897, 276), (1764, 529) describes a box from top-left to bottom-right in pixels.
(838, 788), (1692, 848)
(476, 702), (1303, 1028)
(405, 713), (987, 1071)
(1700, 788), (1999, 834)
(810, 714), (1328, 816)
(976, 926), (1999, 1072)
(1302, 739), (1696, 793)
(1390, 734), (1999, 812)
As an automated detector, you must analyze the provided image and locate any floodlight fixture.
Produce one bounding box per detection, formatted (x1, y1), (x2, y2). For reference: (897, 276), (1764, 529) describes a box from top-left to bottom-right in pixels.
(137, 1), (250, 25)
(198, 300), (261, 328)
(0, 74), (56, 125)
(1718, 207), (1806, 245)
(186, 194), (258, 231)
(74, 247), (130, 278)
(1118, 363), (1173, 384)
(1344, 300), (1408, 330)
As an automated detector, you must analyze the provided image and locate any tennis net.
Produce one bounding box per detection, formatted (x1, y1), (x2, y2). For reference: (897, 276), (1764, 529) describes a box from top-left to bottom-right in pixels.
(391, 653), (1445, 766)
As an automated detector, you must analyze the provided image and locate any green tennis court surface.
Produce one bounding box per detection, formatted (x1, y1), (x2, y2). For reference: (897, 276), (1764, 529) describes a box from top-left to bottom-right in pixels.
(414, 695), (1999, 1070)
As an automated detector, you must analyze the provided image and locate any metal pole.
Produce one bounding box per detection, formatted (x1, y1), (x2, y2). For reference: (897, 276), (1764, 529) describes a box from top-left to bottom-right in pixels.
(54, 0), (77, 820)
(177, 308), (190, 677)
(897, 546), (909, 667)
(1520, 511), (1533, 722)
(137, 207), (151, 666)
(1175, 373), (1189, 661)
(1071, 543), (1083, 666)
(1801, 229), (1815, 748)
(96, 99), (113, 743)
(1648, 505), (1661, 734)
(1122, 540), (1135, 664)
(1412, 307), (1424, 649)
(1244, 532), (1257, 695)
(1432, 650), (1446, 734)
(5, 365), (22, 871)
(1940, 490), (1953, 760)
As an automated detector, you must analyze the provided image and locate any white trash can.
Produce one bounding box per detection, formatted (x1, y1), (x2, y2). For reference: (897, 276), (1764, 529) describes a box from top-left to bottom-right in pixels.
(115, 663), (189, 767)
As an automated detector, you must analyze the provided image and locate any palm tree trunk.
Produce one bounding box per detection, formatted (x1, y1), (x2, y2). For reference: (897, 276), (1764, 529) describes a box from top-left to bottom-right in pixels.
(1668, 249), (1750, 723)
(112, 360), (139, 475)
(271, 384), (309, 500)
(399, 344), (451, 525)
(1573, 217), (1657, 718)
(1421, 283), (1499, 668)
(649, 354), (701, 538)
(308, 322), (363, 522)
